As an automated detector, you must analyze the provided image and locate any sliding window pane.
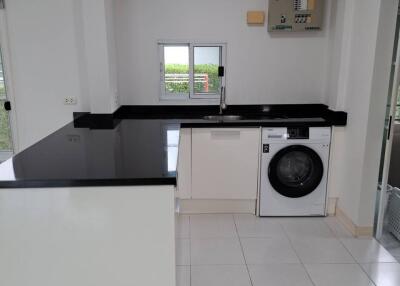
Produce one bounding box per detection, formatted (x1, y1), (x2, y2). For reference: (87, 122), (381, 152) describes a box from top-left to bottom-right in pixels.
(164, 46), (189, 94)
(194, 46), (221, 94)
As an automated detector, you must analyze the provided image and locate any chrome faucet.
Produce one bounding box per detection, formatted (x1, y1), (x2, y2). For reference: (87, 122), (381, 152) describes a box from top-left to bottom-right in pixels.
(219, 86), (227, 115)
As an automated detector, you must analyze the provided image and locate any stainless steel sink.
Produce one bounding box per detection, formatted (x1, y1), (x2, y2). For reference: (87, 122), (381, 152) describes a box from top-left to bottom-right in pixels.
(203, 115), (243, 121)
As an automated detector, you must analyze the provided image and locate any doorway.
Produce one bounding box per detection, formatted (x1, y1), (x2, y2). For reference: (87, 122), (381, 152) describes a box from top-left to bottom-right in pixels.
(375, 5), (400, 262)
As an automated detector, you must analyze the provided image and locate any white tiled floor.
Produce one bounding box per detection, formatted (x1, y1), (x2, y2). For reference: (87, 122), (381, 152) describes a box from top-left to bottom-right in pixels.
(340, 238), (397, 263)
(380, 229), (400, 263)
(248, 264), (314, 286)
(241, 237), (300, 264)
(191, 238), (245, 265)
(176, 214), (400, 286)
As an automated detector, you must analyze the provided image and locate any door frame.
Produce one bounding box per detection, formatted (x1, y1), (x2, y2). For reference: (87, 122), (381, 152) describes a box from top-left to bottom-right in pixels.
(375, 19), (400, 239)
(0, 8), (19, 155)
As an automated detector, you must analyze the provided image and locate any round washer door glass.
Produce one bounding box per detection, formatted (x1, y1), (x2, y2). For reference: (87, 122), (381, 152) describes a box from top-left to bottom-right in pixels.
(268, 145), (324, 198)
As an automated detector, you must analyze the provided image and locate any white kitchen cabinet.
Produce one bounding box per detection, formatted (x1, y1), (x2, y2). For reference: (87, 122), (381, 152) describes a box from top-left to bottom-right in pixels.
(0, 186), (176, 286)
(177, 128), (192, 199)
(191, 128), (260, 200)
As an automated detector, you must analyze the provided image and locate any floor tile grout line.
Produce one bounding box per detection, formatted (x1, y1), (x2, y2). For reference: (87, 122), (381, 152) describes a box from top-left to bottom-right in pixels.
(276, 219), (305, 264)
(357, 263), (378, 286)
(322, 216), (353, 240)
(321, 217), (361, 263)
(277, 219), (317, 286)
(322, 217), (344, 238)
(233, 214), (255, 286)
(380, 229), (400, 260)
(319, 217), (398, 285)
(322, 217), (396, 261)
(182, 214), (400, 286)
(333, 229), (364, 265)
(322, 217), (378, 286)
(320, 217), (361, 265)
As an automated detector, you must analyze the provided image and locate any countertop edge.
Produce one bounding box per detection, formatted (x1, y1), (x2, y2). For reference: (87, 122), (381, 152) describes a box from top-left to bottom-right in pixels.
(0, 178), (177, 189)
(74, 104), (348, 129)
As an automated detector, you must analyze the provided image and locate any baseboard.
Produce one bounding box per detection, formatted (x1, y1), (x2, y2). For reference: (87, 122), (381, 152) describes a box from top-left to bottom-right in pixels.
(327, 197), (338, 216)
(336, 207), (374, 237)
(178, 199), (256, 214)
(178, 198), (337, 216)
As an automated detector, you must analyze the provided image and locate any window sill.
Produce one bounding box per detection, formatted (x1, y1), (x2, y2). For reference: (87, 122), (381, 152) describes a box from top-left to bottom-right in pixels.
(159, 98), (220, 105)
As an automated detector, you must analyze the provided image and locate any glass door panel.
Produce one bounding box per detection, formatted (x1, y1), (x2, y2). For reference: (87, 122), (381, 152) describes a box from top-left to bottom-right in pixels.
(375, 13), (400, 239)
(0, 47), (13, 162)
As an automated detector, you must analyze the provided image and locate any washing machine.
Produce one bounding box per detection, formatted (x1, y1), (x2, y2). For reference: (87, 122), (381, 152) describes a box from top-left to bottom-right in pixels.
(259, 127), (331, 217)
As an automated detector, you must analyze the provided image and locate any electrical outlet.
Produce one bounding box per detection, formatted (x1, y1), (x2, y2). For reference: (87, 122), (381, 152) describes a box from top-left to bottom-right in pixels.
(67, 135), (81, 143)
(114, 94), (119, 106)
(64, 97), (77, 105)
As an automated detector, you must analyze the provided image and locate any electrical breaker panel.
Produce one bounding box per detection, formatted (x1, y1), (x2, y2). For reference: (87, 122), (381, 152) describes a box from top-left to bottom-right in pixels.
(268, 0), (324, 32)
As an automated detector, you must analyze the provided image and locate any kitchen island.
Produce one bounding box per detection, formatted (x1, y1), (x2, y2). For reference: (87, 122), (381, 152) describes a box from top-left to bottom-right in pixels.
(0, 119), (180, 286)
(0, 104), (347, 286)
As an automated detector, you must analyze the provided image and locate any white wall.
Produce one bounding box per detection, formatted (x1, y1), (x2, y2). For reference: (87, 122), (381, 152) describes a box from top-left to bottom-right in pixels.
(3, 0), (121, 150)
(80, 0), (119, 114)
(327, 0), (399, 227)
(4, 0), (87, 150)
(323, 0), (348, 109)
(114, 0), (333, 105)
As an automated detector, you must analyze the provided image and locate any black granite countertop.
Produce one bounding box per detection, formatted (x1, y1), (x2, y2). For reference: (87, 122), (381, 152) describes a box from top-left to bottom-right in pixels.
(0, 104), (347, 188)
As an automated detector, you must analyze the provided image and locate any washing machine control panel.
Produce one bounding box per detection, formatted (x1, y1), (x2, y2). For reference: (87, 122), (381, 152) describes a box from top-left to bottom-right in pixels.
(262, 127), (331, 143)
(287, 127), (309, 139)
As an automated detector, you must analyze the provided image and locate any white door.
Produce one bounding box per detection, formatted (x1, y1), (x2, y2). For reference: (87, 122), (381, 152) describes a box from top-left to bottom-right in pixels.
(375, 18), (400, 239)
(0, 7), (16, 162)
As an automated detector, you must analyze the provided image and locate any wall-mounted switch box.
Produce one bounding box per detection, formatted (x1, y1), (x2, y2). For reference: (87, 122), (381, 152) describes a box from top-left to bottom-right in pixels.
(247, 11), (265, 25)
(268, 0), (324, 32)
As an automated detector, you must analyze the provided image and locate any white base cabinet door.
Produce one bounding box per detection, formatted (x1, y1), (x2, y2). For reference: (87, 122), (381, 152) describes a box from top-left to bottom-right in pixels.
(0, 186), (176, 286)
(191, 128), (260, 200)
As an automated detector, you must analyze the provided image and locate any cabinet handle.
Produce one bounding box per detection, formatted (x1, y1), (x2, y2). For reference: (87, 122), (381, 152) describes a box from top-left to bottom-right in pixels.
(210, 129), (241, 137)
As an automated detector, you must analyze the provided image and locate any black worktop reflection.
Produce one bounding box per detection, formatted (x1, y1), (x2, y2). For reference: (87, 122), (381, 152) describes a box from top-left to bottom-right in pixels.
(0, 120), (180, 188)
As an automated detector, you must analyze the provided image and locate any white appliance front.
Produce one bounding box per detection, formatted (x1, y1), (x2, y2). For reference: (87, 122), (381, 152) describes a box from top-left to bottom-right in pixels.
(259, 139), (330, 217)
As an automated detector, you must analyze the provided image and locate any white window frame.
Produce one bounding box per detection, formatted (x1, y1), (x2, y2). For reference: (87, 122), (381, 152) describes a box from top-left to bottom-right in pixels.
(159, 41), (226, 101)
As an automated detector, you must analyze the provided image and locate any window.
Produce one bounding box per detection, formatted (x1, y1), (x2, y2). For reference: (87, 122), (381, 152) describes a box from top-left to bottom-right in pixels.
(159, 42), (226, 100)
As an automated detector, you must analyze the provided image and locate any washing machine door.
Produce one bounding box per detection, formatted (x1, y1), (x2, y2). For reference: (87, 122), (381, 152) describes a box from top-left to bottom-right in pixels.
(268, 145), (324, 198)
